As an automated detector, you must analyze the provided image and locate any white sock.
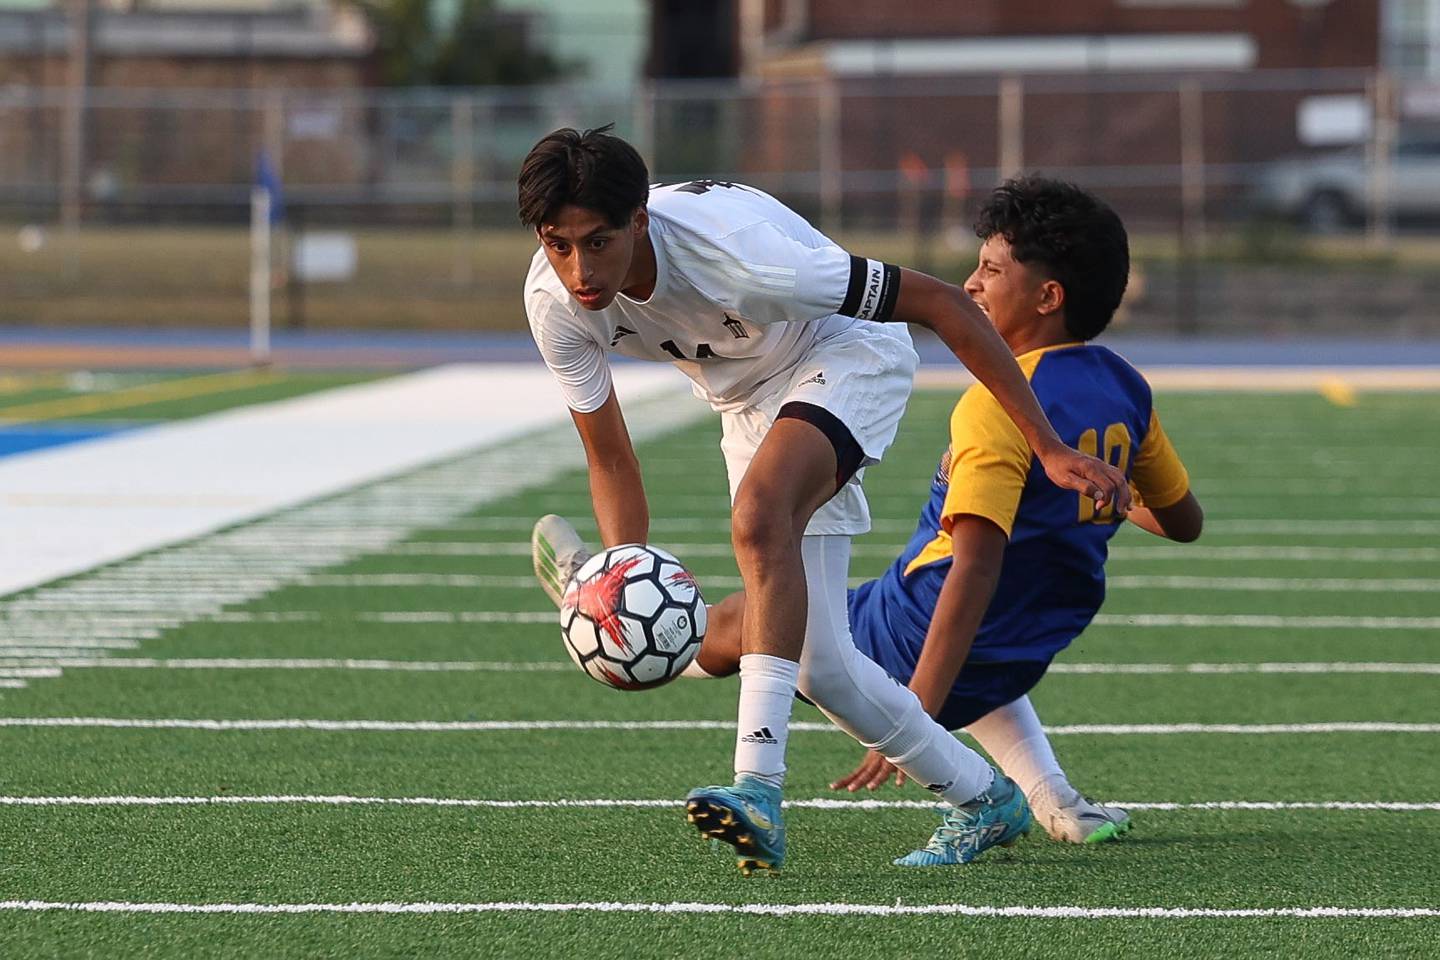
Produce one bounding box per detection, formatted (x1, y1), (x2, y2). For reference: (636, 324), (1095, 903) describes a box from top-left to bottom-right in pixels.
(869, 708), (996, 804)
(734, 653), (799, 787)
(793, 536), (995, 805)
(964, 695), (1064, 798)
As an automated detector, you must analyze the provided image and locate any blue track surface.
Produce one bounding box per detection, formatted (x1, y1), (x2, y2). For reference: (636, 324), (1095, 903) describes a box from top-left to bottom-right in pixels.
(0, 423), (138, 461)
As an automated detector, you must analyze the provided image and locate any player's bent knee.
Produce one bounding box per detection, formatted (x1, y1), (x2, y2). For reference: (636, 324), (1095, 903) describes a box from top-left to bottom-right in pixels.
(729, 491), (796, 561)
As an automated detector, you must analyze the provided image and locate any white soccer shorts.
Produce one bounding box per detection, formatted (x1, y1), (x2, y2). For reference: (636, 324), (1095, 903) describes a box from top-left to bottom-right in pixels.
(718, 320), (918, 537)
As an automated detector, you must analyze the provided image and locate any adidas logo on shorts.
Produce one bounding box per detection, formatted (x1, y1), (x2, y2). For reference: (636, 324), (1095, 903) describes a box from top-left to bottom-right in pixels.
(800, 371), (826, 386)
(740, 726), (779, 744)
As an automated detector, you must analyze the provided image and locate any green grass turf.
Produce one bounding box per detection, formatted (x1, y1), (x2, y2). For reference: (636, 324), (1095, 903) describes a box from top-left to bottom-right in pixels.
(0, 389), (1438, 957)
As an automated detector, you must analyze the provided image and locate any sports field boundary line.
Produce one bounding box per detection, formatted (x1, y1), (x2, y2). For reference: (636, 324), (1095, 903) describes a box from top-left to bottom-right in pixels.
(16, 609), (1425, 631)
(432, 516), (1440, 536)
(2, 718), (1436, 735)
(1, 899), (1436, 920)
(0, 658), (1435, 677)
(383, 541), (1440, 563)
(2, 795), (1436, 812)
(163, 573), (1434, 594)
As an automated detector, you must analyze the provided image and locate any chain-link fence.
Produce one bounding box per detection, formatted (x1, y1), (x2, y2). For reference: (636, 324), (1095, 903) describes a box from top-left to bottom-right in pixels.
(3, 69), (1439, 335)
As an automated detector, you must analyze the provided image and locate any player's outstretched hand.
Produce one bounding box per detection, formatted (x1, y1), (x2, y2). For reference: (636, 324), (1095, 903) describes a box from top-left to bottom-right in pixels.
(1040, 444), (1132, 516)
(831, 749), (906, 792)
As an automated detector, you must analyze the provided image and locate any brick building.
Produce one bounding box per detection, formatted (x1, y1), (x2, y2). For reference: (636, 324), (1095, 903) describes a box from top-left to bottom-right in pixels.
(661, 1), (1387, 224)
(752, 0), (1379, 72)
(0, 3), (374, 212)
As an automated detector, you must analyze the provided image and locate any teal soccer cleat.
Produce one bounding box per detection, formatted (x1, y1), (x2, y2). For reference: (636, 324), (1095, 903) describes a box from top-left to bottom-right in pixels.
(894, 773), (1032, 867)
(685, 775), (786, 876)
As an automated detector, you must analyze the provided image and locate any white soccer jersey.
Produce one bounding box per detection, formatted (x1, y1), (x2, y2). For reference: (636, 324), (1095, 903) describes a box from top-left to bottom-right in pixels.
(525, 181), (900, 414)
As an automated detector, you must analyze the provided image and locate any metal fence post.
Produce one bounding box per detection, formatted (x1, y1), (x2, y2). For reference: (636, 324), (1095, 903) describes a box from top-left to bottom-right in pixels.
(632, 81), (656, 172)
(1367, 70), (1396, 250)
(818, 78), (842, 234)
(250, 187), (272, 366)
(60, 0), (91, 235)
(1179, 79), (1207, 253)
(452, 93), (476, 288)
(997, 75), (1024, 184)
(263, 88), (288, 304)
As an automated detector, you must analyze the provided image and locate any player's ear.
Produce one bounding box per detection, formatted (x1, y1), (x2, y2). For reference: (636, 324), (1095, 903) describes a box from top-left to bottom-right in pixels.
(1037, 279), (1065, 317)
(631, 206), (649, 238)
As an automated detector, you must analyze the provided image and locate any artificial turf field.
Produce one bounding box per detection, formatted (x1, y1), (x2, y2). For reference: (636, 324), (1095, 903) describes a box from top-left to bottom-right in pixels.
(1, 374), (1438, 958)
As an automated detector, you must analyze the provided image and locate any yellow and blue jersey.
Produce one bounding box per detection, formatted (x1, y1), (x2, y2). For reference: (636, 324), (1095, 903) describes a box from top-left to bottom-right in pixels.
(850, 343), (1190, 676)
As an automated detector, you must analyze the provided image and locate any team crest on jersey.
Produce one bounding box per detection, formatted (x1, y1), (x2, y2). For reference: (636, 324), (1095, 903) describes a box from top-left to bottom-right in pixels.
(609, 325), (637, 347)
(722, 314), (750, 339)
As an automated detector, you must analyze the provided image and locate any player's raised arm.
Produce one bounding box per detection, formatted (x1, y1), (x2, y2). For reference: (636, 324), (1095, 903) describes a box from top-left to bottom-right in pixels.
(569, 386), (649, 547)
(888, 268), (1131, 515)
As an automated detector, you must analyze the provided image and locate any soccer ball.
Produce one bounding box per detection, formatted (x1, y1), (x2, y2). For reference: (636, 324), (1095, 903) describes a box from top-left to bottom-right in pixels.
(560, 543), (706, 690)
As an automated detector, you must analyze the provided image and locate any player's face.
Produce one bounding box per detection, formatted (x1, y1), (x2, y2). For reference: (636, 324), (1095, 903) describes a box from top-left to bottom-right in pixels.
(537, 204), (647, 310)
(964, 237), (1050, 346)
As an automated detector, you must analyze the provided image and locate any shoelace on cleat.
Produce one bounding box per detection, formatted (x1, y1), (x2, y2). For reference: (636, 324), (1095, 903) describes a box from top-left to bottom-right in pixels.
(921, 806), (984, 853)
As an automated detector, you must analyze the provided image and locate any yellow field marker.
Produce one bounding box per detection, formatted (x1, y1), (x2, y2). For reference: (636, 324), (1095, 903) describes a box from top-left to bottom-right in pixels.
(0, 368), (278, 425)
(1317, 376), (1358, 408)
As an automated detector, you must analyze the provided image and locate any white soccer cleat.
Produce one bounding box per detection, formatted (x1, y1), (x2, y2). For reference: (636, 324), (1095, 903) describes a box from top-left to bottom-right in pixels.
(1026, 774), (1131, 844)
(531, 514), (593, 609)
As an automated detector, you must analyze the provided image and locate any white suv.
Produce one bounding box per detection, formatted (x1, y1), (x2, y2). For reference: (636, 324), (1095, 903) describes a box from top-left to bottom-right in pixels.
(1252, 133), (1440, 231)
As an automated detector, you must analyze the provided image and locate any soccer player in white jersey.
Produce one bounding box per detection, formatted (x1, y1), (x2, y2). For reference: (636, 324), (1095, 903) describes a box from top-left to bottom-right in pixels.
(520, 125), (1130, 875)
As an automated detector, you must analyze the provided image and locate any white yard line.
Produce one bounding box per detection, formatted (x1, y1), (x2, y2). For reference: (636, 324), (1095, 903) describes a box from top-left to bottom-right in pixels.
(1093, 614), (1440, 630)
(0, 899), (1435, 920)
(1105, 576), (1440, 593)
(149, 573), (1427, 593)
(13, 610), (1433, 634)
(0, 658), (569, 673)
(1109, 545), (1440, 562)
(0, 718), (1435, 735)
(1202, 519), (1440, 535)
(1, 795), (1436, 813)
(0, 658), (1432, 677)
(1049, 662), (1440, 675)
(383, 541), (1440, 564)
(436, 516), (1440, 537)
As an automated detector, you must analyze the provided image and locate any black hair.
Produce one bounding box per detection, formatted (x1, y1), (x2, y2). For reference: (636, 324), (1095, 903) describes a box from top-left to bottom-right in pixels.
(517, 124), (649, 229)
(974, 176), (1129, 340)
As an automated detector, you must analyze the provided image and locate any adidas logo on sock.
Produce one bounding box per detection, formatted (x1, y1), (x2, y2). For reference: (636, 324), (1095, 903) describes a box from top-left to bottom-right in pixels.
(740, 726), (778, 744)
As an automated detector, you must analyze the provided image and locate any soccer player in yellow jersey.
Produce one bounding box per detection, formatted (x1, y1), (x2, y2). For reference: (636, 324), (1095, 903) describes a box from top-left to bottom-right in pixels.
(685, 176), (1205, 851)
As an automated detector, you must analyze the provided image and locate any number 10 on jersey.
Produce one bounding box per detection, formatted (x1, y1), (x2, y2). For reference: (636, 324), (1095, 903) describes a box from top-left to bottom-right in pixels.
(1077, 423), (1131, 524)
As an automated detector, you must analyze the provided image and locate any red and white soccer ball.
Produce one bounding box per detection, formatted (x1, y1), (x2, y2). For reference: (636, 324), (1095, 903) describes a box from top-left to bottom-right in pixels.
(560, 544), (707, 690)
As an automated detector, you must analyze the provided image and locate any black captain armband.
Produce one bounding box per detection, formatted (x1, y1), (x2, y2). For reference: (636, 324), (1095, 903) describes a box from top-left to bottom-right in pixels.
(839, 256), (902, 322)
